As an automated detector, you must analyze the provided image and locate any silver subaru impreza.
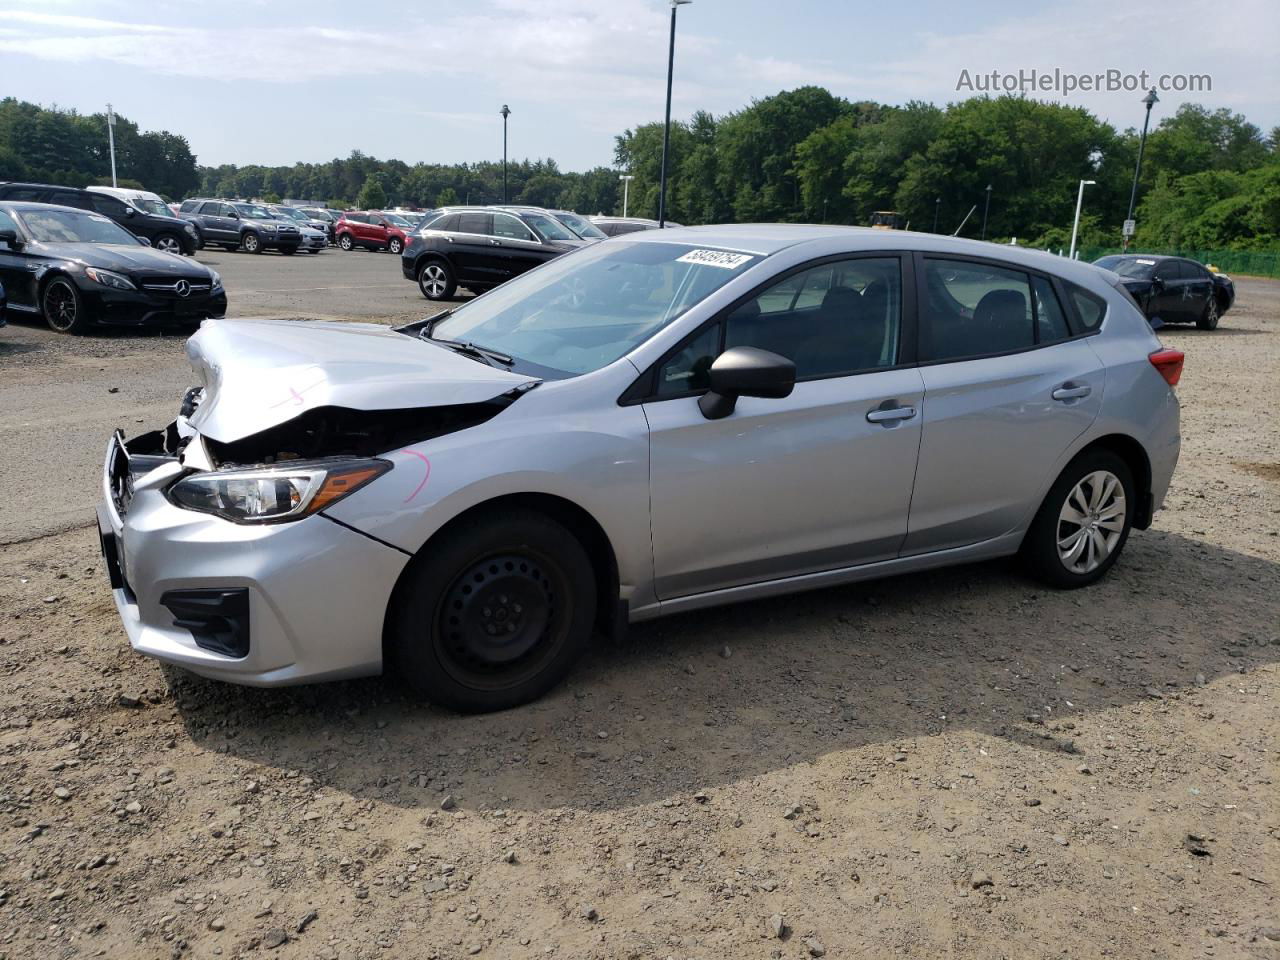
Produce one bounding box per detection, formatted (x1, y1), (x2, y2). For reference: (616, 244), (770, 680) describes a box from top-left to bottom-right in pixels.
(98, 225), (1183, 712)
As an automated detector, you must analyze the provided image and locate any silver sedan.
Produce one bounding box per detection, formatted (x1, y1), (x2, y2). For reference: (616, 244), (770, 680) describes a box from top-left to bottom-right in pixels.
(97, 226), (1183, 711)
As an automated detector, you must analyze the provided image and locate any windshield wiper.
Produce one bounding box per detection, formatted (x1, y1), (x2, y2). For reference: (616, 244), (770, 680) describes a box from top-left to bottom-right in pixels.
(429, 336), (514, 368)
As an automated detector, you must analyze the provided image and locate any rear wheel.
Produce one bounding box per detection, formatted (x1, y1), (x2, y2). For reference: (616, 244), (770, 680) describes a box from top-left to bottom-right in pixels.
(1197, 295), (1220, 331)
(42, 276), (89, 334)
(388, 237), (404, 255)
(1022, 449), (1135, 588)
(153, 233), (183, 255)
(338, 233), (354, 251)
(241, 232), (262, 254)
(280, 246), (296, 256)
(390, 510), (596, 712)
(418, 259), (456, 300)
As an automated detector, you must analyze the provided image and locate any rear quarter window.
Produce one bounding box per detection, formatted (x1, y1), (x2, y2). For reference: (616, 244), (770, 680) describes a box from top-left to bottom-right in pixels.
(1067, 283), (1108, 332)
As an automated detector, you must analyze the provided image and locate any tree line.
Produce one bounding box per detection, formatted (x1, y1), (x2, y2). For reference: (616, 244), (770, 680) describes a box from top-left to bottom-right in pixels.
(4, 90), (1277, 251)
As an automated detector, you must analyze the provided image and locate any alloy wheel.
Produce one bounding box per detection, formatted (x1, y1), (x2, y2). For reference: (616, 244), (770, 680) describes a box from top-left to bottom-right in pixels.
(43, 280), (79, 332)
(1056, 470), (1126, 574)
(155, 235), (182, 255)
(421, 263), (448, 298)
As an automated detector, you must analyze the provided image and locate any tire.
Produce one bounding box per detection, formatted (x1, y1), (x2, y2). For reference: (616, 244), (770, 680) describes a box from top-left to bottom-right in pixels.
(280, 246), (296, 256)
(1197, 295), (1220, 331)
(1021, 449), (1135, 588)
(152, 233), (184, 256)
(42, 276), (90, 334)
(417, 259), (456, 300)
(338, 233), (354, 251)
(308, 248), (322, 254)
(389, 509), (597, 712)
(241, 232), (262, 254)
(388, 237), (404, 255)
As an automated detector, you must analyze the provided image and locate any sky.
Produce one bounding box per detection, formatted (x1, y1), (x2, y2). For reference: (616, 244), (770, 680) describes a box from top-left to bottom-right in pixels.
(1, 0), (1277, 172)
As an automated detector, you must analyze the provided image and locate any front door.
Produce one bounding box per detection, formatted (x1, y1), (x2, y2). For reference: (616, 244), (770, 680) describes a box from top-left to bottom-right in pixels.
(903, 257), (1104, 554)
(645, 255), (924, 599)
(0, 209), (36, 310)
(490, 213), (547, 281)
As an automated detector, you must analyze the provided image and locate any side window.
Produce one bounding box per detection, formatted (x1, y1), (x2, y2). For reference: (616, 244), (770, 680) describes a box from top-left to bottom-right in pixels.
(90, 194), (123, 216)
(457, 212), (490, 235)
(724, 257), (902, 379)
(432, 214), (460, 232)
(198, 202), (217, 215)
(1067, 283), (1107, 331)
(220, 203), (238, 217)
(51, 191), (87, 209)
(493, 214), (535, 241)
(180, 200), (197, 213)
(6, 188), (42, 202)
(1032, 276), (1072, 343)
(1153, 260), (1178, 282)
(656, 323), (721, 398)
(922, 259), (1033, 361)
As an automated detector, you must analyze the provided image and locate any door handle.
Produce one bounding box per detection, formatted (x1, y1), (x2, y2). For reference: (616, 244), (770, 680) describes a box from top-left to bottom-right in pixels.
(1051, 383), (1091, 401)
(866, 405), (917, 424)
(489, 239), (502, 246)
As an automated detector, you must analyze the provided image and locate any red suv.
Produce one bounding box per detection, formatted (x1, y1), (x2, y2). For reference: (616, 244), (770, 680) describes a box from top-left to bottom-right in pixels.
(334, 211), (412, 254)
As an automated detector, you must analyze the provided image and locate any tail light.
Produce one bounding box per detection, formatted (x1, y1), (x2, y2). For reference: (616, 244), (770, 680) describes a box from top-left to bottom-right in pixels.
(1149, 348), (1184, 386)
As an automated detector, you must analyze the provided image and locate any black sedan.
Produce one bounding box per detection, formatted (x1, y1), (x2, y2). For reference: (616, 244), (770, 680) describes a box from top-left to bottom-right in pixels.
(1093, 254), (1234, 331)
(0, 202), (226, 334)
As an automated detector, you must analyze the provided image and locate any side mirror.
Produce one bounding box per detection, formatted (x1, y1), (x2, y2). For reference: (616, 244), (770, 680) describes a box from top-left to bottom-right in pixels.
(698, 346), (796, 420)
(1151, 276), (1164, 291)
(123, 206), (135, 217)
(227, 211), (239, 220)
(138, 236), (152, 246)
(0, 228), (23, 250)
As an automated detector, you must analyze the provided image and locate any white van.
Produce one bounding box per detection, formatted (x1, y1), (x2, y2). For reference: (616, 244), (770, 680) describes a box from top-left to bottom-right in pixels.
(86, 185), (173, 219)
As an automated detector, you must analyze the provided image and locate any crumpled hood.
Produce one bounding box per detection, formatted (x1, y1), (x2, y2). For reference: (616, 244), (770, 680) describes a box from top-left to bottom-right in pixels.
(185, 318), (538, 443)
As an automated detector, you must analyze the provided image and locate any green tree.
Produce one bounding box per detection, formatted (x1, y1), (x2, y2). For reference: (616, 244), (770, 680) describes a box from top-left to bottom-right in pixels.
(356, 174), (387, 209)
(435, 186), (459, 206)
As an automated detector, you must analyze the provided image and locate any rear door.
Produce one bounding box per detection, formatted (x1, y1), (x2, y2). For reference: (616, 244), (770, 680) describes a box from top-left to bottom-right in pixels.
(903, 256), (1104, 555)
(645, 254), (924, 598)
(1178, 260), (1212, 322)
(450, 212), (501, 284)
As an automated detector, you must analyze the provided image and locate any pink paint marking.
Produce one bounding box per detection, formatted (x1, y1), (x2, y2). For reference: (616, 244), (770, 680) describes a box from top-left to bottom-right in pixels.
(401, 449), (432, 503)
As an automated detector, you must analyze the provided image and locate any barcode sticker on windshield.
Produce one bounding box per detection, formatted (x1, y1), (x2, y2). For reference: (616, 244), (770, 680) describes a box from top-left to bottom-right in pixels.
(88, 215), (110, 223)
(1135, 258), (1156, 264)
(676, 249), (753, 269)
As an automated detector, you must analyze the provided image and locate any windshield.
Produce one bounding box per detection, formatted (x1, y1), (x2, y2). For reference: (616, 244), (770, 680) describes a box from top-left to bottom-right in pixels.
(134, 198), (174, 217)
(301, 209), (333, 222)
(382, 213), (412, 227)
(555, 211), (606, 239)
(521, 211), (578, 242)
(1095, 256), (1156, 279)
(430, 241), (762, 376)
(275, 206), (307, 220)
(19, 208), (140, 244)
(235, 204), (275, 220)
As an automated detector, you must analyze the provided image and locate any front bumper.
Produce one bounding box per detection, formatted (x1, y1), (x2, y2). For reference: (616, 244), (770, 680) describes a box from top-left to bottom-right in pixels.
(97, 431), (408, 687)
(300, 232), (327, 251)
(84, 284), (227, 326)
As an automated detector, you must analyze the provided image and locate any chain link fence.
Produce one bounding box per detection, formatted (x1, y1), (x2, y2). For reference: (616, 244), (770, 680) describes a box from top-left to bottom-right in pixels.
(1077, 246), (1280, 279)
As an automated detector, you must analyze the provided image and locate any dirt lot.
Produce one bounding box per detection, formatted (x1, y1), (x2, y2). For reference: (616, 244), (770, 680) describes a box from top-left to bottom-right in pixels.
(1, 272), (1277, 960)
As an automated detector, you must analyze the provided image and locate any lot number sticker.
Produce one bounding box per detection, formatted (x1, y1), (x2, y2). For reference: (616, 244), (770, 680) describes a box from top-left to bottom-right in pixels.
(676, 249), (753, 269)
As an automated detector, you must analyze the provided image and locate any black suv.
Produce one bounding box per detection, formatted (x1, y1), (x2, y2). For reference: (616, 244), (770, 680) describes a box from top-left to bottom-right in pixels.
(0, 182), (198, 255)
(177, 199), (302, 254)
(401, 207), (582, 300)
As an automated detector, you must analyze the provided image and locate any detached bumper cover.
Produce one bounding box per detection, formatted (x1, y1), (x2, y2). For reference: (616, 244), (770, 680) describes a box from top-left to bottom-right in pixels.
(97, 434), (408, 686)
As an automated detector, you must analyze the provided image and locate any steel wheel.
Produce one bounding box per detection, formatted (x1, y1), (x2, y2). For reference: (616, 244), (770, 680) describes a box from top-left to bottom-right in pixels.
(154, 234), (183, 255)
(43, 277), (84, 333)
(1056, 470), (1126, 574)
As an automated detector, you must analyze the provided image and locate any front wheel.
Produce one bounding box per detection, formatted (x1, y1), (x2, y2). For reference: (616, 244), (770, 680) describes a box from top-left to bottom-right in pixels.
(338, 233), (354, 251)
(389, 510), (597, 712)
(1021, 450), (1135, 588)
(279, 246), (296, 256)
(42, 276), (89, 334)
(417, 259), (456, 300)
(241, 232), (262, 254)
(1197, 295), (1220, 331)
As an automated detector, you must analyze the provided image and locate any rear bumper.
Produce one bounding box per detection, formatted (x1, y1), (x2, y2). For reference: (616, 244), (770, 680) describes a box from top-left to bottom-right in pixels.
(97, 432), (408, 687)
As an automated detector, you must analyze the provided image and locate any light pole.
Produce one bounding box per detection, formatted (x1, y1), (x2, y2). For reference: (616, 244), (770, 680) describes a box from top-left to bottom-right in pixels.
(933, 196), (941, 233)
(619, 174), (634, 217)
(500, 104), (511, 203)
(1068, 179), (1097, 259)
(980, 184), (992, 240)
(657, 0), (691, 228)
(106, 103), (118, 188)
(1124, 89), (1159, 251)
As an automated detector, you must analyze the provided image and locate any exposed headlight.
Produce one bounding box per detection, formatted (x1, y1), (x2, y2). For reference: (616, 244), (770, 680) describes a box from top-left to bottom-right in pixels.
(262, 223), (278, 232)
(84, 267), (136, 291)
(209, 270), (223, 291)
(167, 459), (390, 524)
(183, 222), (196, 235)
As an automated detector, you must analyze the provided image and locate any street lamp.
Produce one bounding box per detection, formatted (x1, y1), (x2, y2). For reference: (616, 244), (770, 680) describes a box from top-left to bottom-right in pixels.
(657, 0), (692, 228)
(500, 104), (511, 203)
(1068, 179), (1097, 259)
(1124, 89), (1159, 251)
(619, 174), (634, 218)
(980, 184), (992, 240)
(106, 103), (118, 189)
(933, 196), (941, 233)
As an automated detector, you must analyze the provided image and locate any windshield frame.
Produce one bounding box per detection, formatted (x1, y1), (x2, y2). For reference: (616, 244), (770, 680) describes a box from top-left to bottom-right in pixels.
(427, 239), (764, 379)
(234, 203), (276, 220)
(16, 207), (142, 245)
(519, 211), (579, 243)
(554, 211), (607, 240)
(1096, 256), (1157, 279)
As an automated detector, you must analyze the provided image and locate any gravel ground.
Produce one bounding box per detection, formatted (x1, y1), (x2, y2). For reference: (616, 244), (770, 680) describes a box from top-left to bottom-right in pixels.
(0, 275), (1277, 960)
